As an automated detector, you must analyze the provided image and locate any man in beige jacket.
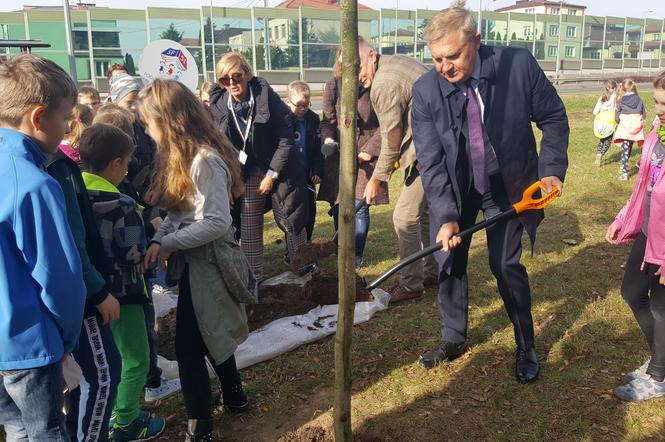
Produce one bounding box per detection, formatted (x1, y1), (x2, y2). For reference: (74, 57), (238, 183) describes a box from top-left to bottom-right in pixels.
(361, 38), (439, 302)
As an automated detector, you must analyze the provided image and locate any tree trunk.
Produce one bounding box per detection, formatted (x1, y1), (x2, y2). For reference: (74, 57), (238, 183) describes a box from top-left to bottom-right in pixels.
(333, 0), (359, 440)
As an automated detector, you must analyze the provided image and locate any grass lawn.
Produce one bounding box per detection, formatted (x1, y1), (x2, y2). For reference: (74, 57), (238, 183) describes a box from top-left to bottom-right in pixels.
(142, 90), (663, 441)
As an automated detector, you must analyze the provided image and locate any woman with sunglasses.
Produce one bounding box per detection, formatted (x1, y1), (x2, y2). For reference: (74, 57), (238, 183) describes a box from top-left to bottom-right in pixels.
(209, 52), (311, 280)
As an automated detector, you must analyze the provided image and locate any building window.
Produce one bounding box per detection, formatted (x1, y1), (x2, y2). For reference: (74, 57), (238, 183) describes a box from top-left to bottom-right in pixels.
(523, 25), (532, 37)
(281, 24), (286, 39)
(525, 8), (535, 14)
(550, 7), (560, 14)
(549, 24), (559, 36)
(566, 26), (576, 38)
(654, 34), (661, 41)
(548, 45), (558, 57)
(95, 60), (110, 78)
(565, 46), (575, 57)
(568, 9), (577, 15)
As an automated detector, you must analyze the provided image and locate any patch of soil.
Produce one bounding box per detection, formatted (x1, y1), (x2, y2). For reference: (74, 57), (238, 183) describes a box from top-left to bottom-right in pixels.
(278, 426), (333, 442)
(158, 270), (372, 360)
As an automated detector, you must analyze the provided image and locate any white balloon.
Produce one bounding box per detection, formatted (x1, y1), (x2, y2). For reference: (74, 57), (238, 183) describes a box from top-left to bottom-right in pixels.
(139, 39), (199, 91)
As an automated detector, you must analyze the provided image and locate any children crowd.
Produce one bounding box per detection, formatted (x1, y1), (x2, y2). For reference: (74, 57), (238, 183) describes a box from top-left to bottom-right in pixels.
(0, 41), (664, 441)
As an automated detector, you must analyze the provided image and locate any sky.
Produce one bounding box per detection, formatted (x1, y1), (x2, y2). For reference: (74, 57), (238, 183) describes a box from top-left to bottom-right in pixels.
(1, 0), (664, 18)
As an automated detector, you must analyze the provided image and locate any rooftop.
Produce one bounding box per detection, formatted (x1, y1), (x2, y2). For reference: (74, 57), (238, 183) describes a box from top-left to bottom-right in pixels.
(495, 0), (587, 13)
(277, 0), (372, 10)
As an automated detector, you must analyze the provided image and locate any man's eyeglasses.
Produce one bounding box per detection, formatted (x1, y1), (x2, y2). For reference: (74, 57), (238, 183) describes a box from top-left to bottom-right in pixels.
(289, 99), (310, 110)
(219, 72), (244, 86)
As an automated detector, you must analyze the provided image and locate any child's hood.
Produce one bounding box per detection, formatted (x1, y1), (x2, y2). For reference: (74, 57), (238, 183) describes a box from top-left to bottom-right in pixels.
(620, 93), (643, 110)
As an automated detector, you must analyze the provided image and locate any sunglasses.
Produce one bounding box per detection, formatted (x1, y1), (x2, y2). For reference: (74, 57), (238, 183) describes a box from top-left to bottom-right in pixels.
(219, 72), (244, 86)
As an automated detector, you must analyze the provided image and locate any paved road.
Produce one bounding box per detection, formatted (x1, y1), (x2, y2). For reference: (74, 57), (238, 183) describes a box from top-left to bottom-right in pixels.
(302, 81), (654, 113)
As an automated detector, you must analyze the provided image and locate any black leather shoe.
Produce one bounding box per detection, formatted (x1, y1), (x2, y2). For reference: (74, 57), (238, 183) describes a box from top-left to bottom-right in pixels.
(515, 347), (540, 384)
(419, 342), (466, 369)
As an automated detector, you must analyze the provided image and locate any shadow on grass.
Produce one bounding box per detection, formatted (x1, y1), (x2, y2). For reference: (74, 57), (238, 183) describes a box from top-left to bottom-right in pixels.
(349, 219), (647, 440)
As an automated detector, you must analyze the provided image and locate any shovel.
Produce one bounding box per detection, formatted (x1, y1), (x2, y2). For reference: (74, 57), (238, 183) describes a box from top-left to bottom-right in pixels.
(365, 181), (561, 291)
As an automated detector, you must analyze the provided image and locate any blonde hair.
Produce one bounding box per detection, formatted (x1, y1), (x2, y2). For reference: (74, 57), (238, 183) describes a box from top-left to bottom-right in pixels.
(600, 80), (617, 103)
(424, 0), (478, 44)
(616, 78), (638, 108)
(65, 104), (95, 147)
(93, 103), (135, 138)
(137, 79), (244, 212)
(199, 81), (215, 98)
(0, 54), (77, 127)
(287, 80), (311, 101)
(332, 47), (342, 80)
(654, 71), (665, 91)
(215, 52), (253, 82)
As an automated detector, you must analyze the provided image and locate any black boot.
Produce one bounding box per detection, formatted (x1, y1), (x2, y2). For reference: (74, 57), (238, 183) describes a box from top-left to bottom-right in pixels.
(185, 419), (213, 442)
(221, 381), (249, 413)
(216, 355), (249, 413)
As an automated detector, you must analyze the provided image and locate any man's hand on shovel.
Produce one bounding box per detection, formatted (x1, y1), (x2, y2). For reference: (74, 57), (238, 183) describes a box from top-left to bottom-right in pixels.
(436, 221), (462, 252)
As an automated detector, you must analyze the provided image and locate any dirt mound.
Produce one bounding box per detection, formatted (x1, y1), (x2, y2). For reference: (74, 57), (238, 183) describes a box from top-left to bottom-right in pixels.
(278, 426), (333, 442)
(158, 270), (372, 360)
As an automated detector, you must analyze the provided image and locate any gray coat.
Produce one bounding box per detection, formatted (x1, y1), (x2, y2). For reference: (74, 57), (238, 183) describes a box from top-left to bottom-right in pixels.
(154, 147), (250, 363)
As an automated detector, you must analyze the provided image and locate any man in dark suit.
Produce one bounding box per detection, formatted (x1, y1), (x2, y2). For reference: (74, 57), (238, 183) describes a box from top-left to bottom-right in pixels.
(411, 3), (569, 383)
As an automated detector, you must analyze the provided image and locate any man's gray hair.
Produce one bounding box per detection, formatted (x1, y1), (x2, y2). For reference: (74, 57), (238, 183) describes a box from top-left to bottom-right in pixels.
(424, 0), (478, 44)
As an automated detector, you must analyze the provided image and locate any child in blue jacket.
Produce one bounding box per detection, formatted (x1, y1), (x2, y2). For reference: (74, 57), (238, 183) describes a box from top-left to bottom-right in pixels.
(0, 54), (86, 440)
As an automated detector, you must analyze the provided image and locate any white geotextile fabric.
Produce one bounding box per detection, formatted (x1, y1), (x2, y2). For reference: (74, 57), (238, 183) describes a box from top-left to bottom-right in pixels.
(152, 276), (390, 376)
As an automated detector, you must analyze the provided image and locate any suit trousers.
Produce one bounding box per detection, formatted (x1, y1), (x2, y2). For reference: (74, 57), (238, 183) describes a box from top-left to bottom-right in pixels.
(392, 168), (439, 291)
(437, 178), (535, 350)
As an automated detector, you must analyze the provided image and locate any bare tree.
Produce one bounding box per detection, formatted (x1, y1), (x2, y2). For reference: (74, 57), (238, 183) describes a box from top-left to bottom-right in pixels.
(333, 0), (359, 439)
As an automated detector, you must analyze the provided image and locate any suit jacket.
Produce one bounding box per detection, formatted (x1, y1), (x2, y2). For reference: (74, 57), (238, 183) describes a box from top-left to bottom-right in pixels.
(412, 45), (569, 269)
(370, 55), (429, 182)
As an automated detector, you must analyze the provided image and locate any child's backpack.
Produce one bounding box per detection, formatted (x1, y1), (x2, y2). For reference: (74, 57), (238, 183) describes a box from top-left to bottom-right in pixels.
(594, 109), (617, 139)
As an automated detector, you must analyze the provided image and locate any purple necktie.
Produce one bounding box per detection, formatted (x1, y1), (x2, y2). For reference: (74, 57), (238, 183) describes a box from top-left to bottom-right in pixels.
(466, 82), (486, 194)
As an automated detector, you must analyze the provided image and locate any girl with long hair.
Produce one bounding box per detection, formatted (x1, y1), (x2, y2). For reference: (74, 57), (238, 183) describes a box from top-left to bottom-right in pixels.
(139, 79), (250, 441)
(59, 103), (94, 163)
(607, 72), (665, 401)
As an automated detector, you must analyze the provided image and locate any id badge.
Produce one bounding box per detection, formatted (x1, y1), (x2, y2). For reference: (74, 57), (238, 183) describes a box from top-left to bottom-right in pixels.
(239, 150), (248, 165)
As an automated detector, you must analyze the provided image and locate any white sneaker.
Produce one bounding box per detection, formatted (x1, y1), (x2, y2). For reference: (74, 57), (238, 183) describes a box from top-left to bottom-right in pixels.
(624, 359), (651, 383)
(144, 377), (181, 402)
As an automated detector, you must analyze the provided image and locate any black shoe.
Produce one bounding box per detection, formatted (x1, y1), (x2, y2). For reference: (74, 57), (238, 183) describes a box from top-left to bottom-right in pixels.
(185, 418), (213, 442)
(515, 347), (540, 384)
(221, 382), (249, 413)
(419, 342), (466, 369)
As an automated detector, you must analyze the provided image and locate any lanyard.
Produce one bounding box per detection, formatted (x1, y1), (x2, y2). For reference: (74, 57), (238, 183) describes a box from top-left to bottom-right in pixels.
(227, 87), (254, 153)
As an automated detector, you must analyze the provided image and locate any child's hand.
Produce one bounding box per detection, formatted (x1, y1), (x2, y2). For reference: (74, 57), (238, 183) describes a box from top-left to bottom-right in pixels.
(96, 294), (120, 325)
(143, 243), (161, 272)
(150, 217), (163, 231)
(605, 224), (621, 244)
(656, 267), (665, 286)
(357, 152), (372, 162)
(311, 175), (321, 185)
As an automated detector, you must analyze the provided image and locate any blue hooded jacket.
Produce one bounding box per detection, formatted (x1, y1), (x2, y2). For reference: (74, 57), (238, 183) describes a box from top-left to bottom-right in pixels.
(0, 128), (86, 370)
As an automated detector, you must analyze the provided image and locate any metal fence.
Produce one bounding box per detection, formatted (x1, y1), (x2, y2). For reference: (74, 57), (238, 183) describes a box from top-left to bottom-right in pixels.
(1, 7), (664, 88)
